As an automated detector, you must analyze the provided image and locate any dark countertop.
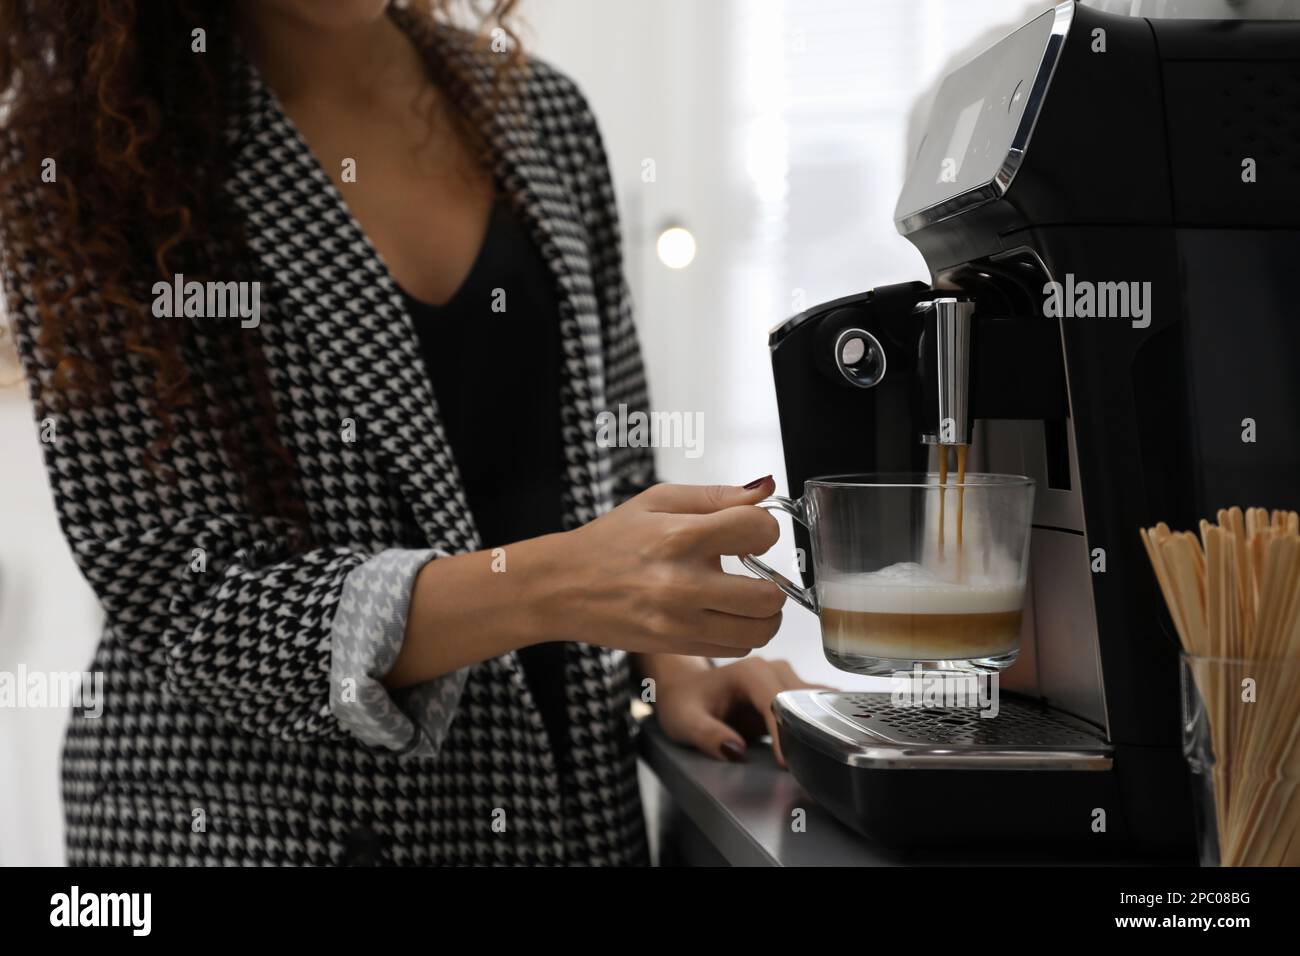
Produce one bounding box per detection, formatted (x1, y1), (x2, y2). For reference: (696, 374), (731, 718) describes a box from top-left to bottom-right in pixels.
(637, 716), (904, 866)
(637, 716), (1150, 866)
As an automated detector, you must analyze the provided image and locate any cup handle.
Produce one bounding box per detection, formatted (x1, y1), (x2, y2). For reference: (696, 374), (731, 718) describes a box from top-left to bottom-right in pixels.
(740, 496), (818, 613)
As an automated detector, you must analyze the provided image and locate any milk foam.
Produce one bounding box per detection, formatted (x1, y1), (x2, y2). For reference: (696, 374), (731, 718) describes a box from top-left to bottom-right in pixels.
(818, 561), (1024, 615)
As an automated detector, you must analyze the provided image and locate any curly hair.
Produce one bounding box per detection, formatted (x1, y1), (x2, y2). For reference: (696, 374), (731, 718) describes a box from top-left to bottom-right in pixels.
(0, 0), (521, 522)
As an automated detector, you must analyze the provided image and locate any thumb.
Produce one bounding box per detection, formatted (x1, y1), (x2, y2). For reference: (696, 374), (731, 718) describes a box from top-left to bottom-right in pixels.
(638, 475), (775, 515)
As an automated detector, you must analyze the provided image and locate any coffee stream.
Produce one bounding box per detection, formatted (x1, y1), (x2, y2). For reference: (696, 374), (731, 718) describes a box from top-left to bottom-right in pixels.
(936, 444), (969, 579)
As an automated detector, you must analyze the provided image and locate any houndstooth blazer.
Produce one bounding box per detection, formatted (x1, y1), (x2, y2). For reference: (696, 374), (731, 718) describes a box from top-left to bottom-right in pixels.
(2, 13), (656, 865)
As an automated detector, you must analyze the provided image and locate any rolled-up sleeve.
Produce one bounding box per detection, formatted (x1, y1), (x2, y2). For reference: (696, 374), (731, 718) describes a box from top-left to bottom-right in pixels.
(329, 548), (471, 759)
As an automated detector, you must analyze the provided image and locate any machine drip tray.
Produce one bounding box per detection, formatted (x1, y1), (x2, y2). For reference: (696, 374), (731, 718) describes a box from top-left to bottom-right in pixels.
(778, 691), (1112, 770)
(775, 691), (1124, 849)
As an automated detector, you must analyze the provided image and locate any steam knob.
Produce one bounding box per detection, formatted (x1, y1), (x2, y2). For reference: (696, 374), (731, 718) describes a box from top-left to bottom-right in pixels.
(832, 327), (887, 389)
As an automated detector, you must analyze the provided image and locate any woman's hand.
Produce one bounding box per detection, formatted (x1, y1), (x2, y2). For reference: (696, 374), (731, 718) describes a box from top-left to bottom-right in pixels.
(552, 478), (787, 658)
(390, 477), (786, 687)
(646, 654), (832, 768)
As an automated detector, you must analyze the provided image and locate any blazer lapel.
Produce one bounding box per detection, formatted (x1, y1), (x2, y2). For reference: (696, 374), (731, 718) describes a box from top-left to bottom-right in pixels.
(223, 17), (614, 558)
(224, 48), (479, 554)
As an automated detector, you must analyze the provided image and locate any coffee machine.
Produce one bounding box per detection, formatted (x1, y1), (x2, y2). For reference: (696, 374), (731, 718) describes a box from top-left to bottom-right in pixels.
(769, 1), (1300, 857)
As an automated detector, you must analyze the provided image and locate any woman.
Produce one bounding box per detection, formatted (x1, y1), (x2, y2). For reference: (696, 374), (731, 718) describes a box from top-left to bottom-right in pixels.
(0, 0), (821, 865)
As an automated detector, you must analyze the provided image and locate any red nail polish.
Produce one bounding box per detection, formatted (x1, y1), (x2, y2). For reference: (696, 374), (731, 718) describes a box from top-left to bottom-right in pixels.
(743, 475), (773, 490)
(720, 740), (747, 762)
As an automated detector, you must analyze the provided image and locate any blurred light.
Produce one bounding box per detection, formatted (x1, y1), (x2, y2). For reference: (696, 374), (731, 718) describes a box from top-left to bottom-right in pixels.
(656, 226), (697, 269)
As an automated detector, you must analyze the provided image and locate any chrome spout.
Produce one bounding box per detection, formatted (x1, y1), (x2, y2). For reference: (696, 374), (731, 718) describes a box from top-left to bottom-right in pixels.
(917, 297), (974, 446)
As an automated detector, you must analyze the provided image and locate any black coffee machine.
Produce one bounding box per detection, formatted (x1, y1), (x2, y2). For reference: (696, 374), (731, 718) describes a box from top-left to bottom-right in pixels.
(769, 0), (1300, 858)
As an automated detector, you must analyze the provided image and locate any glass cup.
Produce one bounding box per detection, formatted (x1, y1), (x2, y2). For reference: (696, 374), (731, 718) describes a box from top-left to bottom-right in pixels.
(1180, 653), (1300, 867)
(742, 472), (1035, 675)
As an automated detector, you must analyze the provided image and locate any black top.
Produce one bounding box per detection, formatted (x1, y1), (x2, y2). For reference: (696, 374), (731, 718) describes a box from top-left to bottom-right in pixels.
(399, 196), (571, 764)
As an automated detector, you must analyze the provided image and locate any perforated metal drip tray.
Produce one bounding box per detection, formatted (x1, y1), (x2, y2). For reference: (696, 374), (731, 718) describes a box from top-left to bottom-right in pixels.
(774, 690), (1113, 771)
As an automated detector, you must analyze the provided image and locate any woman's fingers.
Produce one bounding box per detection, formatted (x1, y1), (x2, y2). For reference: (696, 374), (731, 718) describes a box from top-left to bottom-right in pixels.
(675, 642), (753, 659)
(656, 658), (834, 766)
(636, 479), (773, 516)
(694, 608), (783, 650)
(694, 505), (781, 559)
(773, 659), (802, 684)
(733, 659), (838, 767)
(698, 572), (786, 618)
(674, 707), (748, 762)
(732, 664), (789, 767)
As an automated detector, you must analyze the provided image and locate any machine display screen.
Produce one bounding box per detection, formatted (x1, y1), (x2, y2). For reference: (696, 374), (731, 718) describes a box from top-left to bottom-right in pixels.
(895, 4), (1067, 227)
(940, 97), (985, 181)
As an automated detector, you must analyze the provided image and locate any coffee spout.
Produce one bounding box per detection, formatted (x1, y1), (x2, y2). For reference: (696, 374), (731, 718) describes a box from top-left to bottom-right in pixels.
(917, 297), (974, 447)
